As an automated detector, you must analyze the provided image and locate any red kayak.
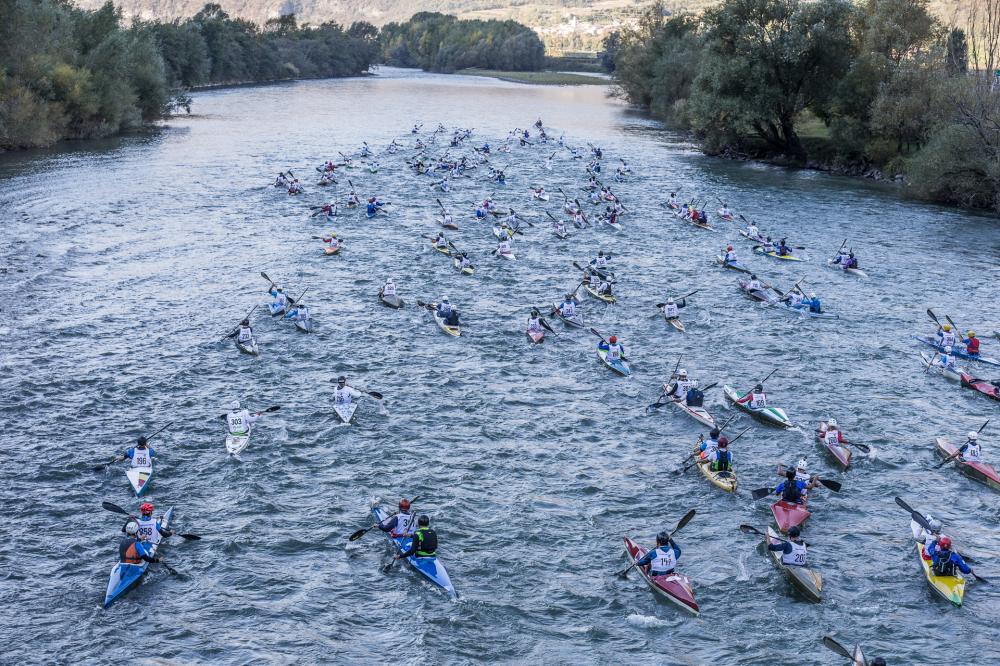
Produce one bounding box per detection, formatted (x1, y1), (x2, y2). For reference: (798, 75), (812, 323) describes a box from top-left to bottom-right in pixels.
(622, 536), (699, 615)
(961, 372), (1000, 402)
(526, 328), (544, 344)
(771, 500), (810, 533)
(936, 437), (1000, 493)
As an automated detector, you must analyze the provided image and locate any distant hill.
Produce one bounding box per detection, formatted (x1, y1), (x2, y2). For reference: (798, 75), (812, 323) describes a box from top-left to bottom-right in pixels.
(73, 0), (665, 53)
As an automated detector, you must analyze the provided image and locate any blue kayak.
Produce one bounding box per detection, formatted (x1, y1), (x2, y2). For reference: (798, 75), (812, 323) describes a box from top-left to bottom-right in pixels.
(914, 336), (1000, 368)
(267, 301), (286, 316)
(103, 507), (173, 608)
(597, 342), (631, 376)
(372, 506), (457, 599)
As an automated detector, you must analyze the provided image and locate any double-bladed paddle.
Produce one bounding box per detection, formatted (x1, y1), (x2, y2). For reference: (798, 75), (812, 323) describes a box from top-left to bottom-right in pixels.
(934, 420), (989, 468)
(95, 421), (175, 471)
(101, 501), (201, 541)
(349, 496), (420, 542)
(655, 290), (699, 309)
(616, 509), (696, 578)
(774, 464), (842, 492)
(739, 524), (811, 548)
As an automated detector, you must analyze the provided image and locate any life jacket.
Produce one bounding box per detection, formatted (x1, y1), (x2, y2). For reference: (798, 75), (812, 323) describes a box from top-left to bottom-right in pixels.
(136, 515), (161, 545)
(119, 537), (144, 564)
(686, 388), (704, 407)
(227, 410), (251, 435)
(932, 551), (956, 576)
(237, 326), (253, 343)
(390, 512), (413, 537)
(781, 482), (802, 503)
(713, 449), (732, 472)
(412, 527), (438, 557)
(648, 546), (677, 575)
(964, 442), (983, 462)
(967, 338), (980, 354)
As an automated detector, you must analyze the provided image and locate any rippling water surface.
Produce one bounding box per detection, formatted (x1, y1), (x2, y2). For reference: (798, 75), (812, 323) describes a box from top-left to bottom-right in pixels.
(2, 67), (999, 664)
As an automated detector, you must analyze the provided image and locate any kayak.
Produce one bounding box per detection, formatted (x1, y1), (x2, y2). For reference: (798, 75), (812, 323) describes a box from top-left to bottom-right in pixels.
(433, 310), (461, 337)
(225, 431), (251, 455)
(553, 227), (569, 240)
(739, 229), (767, 244)
(772, 301), (840, 320)
(497, 249), (516, 261)
(661, 309), (685, 332)
(527, 328), (544, 344)
(826, 259), (868, 278)
(816, 421), (851, 469)
(717, 209), (735, 221)
(603, 219), (624, 232)
(430, 241), (451, 256)
(919, 352), (963, 382)
(267, 302), (287, 316)
(452, 258), (475, 275)
(294, 319), (314, 333)
(532, 192), (550, 202)
(913, 335), (1000, 368)
(736, 279), (778, 304)
(597, 344), (631, 376)
(379, 292), (404, 309)
(960, 372), (1000, 401)
(126, 465), (153, 497)
(103, 507), (173, 608)
(771, 500), (811, 533)
(916, 541), (964, 606)
(936, 436), (1000, 493)
(754, 248), (805, 262)
(235, 337), (259, 356)
(583, 283), (616, 304)
(621, 536), (699, 615)
(324, 245), (341, 255)
(551, 304), (584, 328)
(683, 217), (715, 232)
(334, 401), (358, 425)
(372, 505), (457, 599)
(437, 215), (458, 230)
(766, 526), (822, 602)
(715, 255), (753, 274)
(670, 398), (716, 429)
(851, 645), (867, 666)
(723, 385), (793, 428)
(693, 449), (736, 492)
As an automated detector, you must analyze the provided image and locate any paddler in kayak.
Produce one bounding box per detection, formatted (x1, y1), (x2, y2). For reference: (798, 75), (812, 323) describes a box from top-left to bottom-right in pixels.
(722, 245), (740, 266)
(225, 400), (259, 439)
(526, 309), (544, 335)
(633, 531), (682, 576)
(911, 514), (943, 546)
(455, 253), (473, 272)
(268, 285), (288, 314)
(702, 436), (732, 472)
(590, 250), (612, 271)
(285, 300), (310, 325)
(819, 419), (847, 447)
(664, 369), (698, 404)
(697, 428), (722, 460)
(767, 525), (807, 565)
(119, 520), (162, 565)
(661, 297), (687, 321)
(380, 278), (398, 299)
(774, 469), (808, 504)
(116, 436), (155, 468)
(781, 287), (805, 309)
(226, 319), (255, 348)
(955, 431), (984, 463)
(936, 324), (957, 349)
(801, 292), (823, 314)
(436, 298), (461, 327)
(366, 197), (386, 216)
(432, 232), (448, 251)
(378, 498), (415, 537)
(930, 346), (959, 372)
(495, 237), (514, 258)
(736, 383), (768, 410)
(333, 376), (365, 409)
(776, 238), (794, 257)
(555, 293), (578, 319)
(962, 331), (981, 357)
(323, 231), (341, 252)
(124, 502), (174, 545)
(598, 335), (626, 362)
(925, 536), (972, 577)
(394, 515), (438, 560)
(287, 179), (303, 195)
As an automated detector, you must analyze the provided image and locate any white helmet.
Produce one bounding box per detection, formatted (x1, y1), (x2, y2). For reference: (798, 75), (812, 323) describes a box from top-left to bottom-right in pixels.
(796, 459), (808, 470)
(678, 369), (688, 378)
(828, 418), (838, 428)
(667, 298), (675, 305)
(968, 432), (979, 441)
(809, 292), (817, 299)
(442, 297), (449, 303)
(230, 400), (240, 410)
(125, 521), (140, 536)
(927, 517), (942, 533)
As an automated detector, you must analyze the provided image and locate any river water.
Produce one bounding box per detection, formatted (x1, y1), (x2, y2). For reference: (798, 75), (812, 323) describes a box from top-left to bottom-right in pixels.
(2, 67), (998, 664)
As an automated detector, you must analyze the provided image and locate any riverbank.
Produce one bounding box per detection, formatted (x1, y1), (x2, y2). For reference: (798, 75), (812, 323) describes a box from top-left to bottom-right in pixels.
(457, 68), (609, 85)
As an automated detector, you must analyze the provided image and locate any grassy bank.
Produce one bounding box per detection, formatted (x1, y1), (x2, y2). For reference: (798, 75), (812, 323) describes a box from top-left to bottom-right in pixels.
(457, 69), (609, 85)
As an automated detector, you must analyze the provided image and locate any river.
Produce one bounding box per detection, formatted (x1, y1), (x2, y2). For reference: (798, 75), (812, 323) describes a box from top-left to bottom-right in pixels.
(1, 67), (998, 664)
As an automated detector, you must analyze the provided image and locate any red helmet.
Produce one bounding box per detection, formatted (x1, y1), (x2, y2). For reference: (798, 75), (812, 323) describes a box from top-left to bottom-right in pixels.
(140, 502), (154, 515)
(399, 499), (411, 511)
(609, 335), (617, 343)
(727, 245), (733, 251)
(718, 436), (729, 447)
(938, 536), (952, 550)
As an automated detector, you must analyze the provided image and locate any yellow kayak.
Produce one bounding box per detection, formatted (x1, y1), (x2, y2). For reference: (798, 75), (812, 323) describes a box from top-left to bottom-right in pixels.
(916, 542), (965, 606)
(695, 453), (737, 492)
(753, 247), (804, 262)
(584, 283), (616, 303)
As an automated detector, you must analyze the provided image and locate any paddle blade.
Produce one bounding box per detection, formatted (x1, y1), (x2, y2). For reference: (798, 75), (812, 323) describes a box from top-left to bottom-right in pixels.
(739, 524), (763, 536)
(348, 527), (369, 542)
(894, 496), (916, 514)
(672, 508), (696, 533)
(822, 636), (853, 659)
(751, 487), (773, 500)
(367, 391), (383, 400)
(819, 478), (842, 492)
(265, 405), (281, 412)
(102, 501), (129, 515)
(178, 534), (201, 540)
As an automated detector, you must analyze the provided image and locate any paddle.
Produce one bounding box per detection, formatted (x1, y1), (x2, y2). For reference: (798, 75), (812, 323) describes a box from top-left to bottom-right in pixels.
(616, 509), (696, 578)
(821, 636), (855, 661)
(750, 487), (776, 500)
(349, 496), (421, 542)
(648, 382), (719, 413)
(680, 426), (751, 473)
(739, 524), (810, 548)
(573, 261), (613, 282)
(101, 502), (201, 539)
(926, 307), (942, 329)
(655, 290), (699, 309)
(934, 420), (990, 468)
(946, 315), (964, 342)
(830, 239), (848, 263)
(539, 317), (557, 336)
(775, 464), (842, 492)
(95, 421), (175, 471)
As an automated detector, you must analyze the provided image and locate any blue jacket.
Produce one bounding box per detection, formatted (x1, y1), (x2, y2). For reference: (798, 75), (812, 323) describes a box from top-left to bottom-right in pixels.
(928, 542), (972, 575)
(637, 543), (681, 568)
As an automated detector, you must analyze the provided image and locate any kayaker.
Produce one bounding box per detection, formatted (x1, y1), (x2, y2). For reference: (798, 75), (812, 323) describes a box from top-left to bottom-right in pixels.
(600, 335), (625, 361)
(556, 294), (578, 318)
(332, 376), (364, 407)
(843, 252), (860, 269)
(746, 275), (766, 294)
(226, 318), (254, 347)
(783, 287), (805, 309)
(394, 515), (437, 560)
(287, 179), (303, 195)
(736, 383), (767, 410)
(927, 536), (972, 577)
(664, 369), (697, 402)
(117, 436), (155, 468)
(268, 285), (288, 312)
(698, 428), (721, 459)
(432, 232), (448, 250)
(963, 331), (980, 357)
(932, 346), (959, 372)
(720, 203), (732, 218)
(667, 193), (679, 208)
(911, 514), (942, 546)
(792, 459), (816, 486)
(378, 499), (415, 537)
(225, 400), (259, 439)
(496, 238), (513, 257)
(745, 222), (760, 239)
(723, 245), (739, 264)
(437, 298), (461, 327)
(801, 292), (823, 314)
(777, 238), (793, 257)
(440, 211), (454, 227)
(761, 237), (775, 253)
(323, 232), (340, 251)
(380, 278), (397, 298)
(118, 521), (161, 565)
(573, 210), (588, 228)
(346, 191), (360, 208)
(705, 437), (732, 472)
(819, 419), (846, 446)
(958, 431), (983, 463)
(552, 218), (568, 236)
(456, 253), (473, 271)
(661, 297), (687, 320)
(937, 324), (957, 348)
(274, 173), (288, 187)
(634, 532), (681, 576)
(285, 301), (310, 324)
(527, 309), (543, 334)
(597, 279), (614, 298)
(124, 502), (173, 545)
(774, 469), (807, 504)
(767, 525), (807, 566)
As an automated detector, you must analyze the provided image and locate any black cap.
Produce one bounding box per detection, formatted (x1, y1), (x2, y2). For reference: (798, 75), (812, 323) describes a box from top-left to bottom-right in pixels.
(137, 436), (148, 446)
(788, 525), (801, 537)
(656, 531), (670, 545)
(417, 515), (430, 527)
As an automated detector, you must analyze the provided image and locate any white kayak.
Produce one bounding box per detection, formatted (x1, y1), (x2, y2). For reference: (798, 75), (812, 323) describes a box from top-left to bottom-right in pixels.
(225, 431), (251, 455)
(334, 402), (358, 425)
(670, 398), (716, 428)
(919, 352), (964, 382)
(126, 466), (153, 497)
(826, 259), (868, 278)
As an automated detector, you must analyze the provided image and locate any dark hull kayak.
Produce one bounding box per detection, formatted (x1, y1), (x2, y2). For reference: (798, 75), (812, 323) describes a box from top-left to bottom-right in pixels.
(961, 372), (999, 401)
(379, 293), (404, 309)
(914, 335), (1000, 368)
